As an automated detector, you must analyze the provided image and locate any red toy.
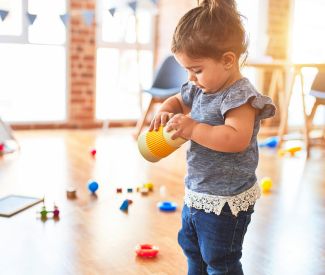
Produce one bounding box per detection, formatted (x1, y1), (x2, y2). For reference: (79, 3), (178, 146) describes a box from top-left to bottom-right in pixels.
(135, 244), (159, 258)
(90, 148), (97, 157)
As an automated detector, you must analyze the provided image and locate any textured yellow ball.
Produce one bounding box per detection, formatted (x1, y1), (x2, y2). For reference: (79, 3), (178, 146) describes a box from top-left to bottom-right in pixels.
(138, 126), (187, 162)
(260, 177), (272, 193)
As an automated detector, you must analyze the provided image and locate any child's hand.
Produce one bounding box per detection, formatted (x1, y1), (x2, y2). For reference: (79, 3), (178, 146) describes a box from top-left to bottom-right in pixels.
(166, 114), (198, 140)
(149, 112), (175, 131)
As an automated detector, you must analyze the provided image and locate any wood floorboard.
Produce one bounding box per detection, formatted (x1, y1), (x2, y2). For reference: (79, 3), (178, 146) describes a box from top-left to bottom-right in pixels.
(0, 128), (324, 275)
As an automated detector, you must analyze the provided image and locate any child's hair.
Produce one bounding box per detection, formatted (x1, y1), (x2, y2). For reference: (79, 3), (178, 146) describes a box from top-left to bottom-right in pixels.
(171, 0), (248, 61)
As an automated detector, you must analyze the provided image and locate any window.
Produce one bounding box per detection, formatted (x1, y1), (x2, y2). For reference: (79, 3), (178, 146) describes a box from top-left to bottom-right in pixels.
(0, 0), (67, 123)
(96, 0), (156, 121)
(237, 0), (269, 88)
(289, 0), (325, 126)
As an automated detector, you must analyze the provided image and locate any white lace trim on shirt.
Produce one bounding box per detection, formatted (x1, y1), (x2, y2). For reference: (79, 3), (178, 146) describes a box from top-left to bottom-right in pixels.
(184, 182), (261, 217)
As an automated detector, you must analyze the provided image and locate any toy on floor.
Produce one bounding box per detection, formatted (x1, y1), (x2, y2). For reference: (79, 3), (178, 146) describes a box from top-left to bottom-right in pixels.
(278, 146), (302, 157)
(88, 181), (99, 194)
(38, 204), (60, 219)
(157, 201), (177, 212)
(66, 187), (77, 199)
(143, 182), (154, 191)
(159, 186), (167, 197)
(259, 136), (279, 148)
(140, 187), (149, 195)
(138, 126), (187, 162)
(90, 148), (97, 157)
(135, 244), (159, 258)
(120, 199), (132, 212)
(260, 177), (273, 193)
(39, 205), (48, 219)
(51, 204), (60, 218)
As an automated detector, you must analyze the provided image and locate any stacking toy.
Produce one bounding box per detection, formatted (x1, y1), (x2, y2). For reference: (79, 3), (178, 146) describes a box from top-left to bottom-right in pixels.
(157, 201), (177, 212)
(135, 244), (159, 258)
(137, 126), (187, 162)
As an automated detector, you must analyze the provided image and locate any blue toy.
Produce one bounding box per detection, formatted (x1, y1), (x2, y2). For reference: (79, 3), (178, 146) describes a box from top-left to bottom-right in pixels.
(259, 136), (279, 148)
(88, 181), (99, 193)
(157, 201), (177, 212)
(120, 199), (129, 211)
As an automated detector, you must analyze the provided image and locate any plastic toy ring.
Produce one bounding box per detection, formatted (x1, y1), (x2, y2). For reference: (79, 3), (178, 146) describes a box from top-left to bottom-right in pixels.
(157, 201), (177, 212)
(135, 244), (159, 258)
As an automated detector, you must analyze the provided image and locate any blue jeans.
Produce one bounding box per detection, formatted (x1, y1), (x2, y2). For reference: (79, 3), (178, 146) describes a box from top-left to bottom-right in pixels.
(178, 203), (254, 275)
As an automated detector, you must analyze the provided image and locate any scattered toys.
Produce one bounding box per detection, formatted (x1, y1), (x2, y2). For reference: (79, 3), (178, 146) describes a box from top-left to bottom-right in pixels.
(260, 177), (273, 193)
(38, 204), (60, 220)
(88, 181), (99, 194)
(127, 188), (133, 193)
(140, 187), (149, 195)
(157, 201), (177, 212)
(120, 199), (130, 212)
(259, 136), (279, 148)
(159, 186), (167, 197)
(278, 146), (302, 157)
(116, 188), (123, 193)
(135, 244), (159, 258)
(90, 148), (97, 157)
(66, 187), (77, 199)
(143, 182), (154, 191)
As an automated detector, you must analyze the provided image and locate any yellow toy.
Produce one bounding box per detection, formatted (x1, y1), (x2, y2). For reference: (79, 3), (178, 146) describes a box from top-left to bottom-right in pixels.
(138, 126), (187, 162)
(260, 177), (272, 193)
(143, 182), (154, 191)
(278, 146), (302, 157)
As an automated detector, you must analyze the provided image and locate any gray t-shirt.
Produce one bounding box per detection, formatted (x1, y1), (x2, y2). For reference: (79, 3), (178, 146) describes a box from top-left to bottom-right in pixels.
(181, 77), (276, 196)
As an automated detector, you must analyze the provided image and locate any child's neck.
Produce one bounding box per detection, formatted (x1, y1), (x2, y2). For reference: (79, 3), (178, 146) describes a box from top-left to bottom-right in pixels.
(218, 70), (243, 92)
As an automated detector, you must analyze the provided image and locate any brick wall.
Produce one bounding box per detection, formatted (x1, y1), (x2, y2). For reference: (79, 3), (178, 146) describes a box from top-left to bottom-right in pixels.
(68, 0), (98, 128)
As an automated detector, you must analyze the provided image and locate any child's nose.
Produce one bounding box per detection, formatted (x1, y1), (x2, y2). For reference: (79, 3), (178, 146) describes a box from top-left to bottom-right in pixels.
(188, 72), (196, 82)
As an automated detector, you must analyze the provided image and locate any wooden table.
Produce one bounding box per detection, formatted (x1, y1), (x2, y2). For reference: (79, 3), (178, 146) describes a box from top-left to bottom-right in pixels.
(245, 60), (325, 156)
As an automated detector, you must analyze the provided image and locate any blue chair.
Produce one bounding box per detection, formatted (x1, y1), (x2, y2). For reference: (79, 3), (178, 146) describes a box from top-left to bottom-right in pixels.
(306, 72), (325, 155)
(134, 55), (188, 138)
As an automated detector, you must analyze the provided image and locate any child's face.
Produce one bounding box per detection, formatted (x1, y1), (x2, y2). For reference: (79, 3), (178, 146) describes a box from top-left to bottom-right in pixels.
(175, 52), (234, 93)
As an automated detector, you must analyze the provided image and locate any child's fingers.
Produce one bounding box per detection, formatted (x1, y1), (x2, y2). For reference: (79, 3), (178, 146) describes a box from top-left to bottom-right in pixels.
(148, 120), (155, 131)
(161, 113), (172, 127)
(153, 117), (162, 131)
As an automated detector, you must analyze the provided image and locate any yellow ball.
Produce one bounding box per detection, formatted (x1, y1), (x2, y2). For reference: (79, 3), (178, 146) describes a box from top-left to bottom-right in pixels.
(260, 177), (272, 193)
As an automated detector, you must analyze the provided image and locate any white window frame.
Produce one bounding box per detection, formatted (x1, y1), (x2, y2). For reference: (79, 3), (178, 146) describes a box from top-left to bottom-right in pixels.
(95, 0), (157, 121)
(0, 0), (68, 124)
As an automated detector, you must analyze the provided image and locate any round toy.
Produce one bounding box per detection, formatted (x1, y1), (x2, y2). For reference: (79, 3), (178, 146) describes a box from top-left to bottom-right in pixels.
(88, 181), (99, 193)
(135, 244), (159, 258)
(157, 201), (177, 212)
(260, 177), (272, 193)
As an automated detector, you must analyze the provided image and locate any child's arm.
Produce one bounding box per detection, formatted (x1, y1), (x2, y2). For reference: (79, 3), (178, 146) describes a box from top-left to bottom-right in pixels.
(149, 94), (191, 131)
(166, 103), (256, 153)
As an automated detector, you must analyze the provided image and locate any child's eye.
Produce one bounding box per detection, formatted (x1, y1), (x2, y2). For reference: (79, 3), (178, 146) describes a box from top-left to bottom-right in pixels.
(193, 70), (202, 74)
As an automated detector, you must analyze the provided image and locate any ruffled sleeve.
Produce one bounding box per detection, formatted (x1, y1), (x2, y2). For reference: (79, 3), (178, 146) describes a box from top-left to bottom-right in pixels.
(220, 84), (276, 120)
(181, 82), (200, 108)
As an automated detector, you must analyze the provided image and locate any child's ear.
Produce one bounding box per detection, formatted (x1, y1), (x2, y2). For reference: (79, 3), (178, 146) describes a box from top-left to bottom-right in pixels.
(222, 52), (236, 70)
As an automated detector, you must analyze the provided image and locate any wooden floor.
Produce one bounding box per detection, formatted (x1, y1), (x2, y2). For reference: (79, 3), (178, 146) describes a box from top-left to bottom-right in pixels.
(0, 128), (324, 275)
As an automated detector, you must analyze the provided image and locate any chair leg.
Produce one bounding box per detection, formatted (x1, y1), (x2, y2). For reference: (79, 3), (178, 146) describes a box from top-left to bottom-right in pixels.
(306, 100), (319, 157)
(133, 98), (155, 139)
